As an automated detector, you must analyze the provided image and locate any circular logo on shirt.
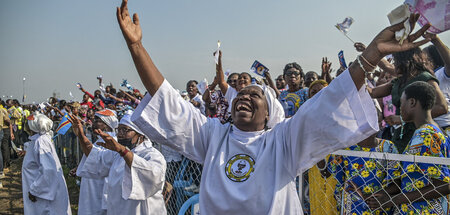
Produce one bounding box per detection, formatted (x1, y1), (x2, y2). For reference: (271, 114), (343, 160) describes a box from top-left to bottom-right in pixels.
(284, 93), (301, 110)
(225, 154), (255, 182)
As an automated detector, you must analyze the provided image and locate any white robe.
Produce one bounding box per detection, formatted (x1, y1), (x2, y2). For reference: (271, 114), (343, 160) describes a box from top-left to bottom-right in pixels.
(77, 140), (167, 215)
(22, 133), (71, 215)
(131, 69), (379, 214)
(76, 133), (116, 215)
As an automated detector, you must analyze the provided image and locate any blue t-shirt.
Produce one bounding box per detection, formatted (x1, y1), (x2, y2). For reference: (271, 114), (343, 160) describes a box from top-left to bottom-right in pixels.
(279, 88), (308, 117)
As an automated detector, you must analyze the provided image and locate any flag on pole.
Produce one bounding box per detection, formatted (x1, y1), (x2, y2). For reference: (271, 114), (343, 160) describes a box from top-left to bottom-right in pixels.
(338, 50), (348, 69)
(121, 79), (133, 90)
(250, 60), (269, 77)
(56, 114), (72, 135)
(335, 17), (354, 34)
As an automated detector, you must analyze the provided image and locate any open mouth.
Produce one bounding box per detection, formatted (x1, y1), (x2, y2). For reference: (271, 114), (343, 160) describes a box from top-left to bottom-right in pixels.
(239, 80), (247, 85)
(236, 102), (252, 112)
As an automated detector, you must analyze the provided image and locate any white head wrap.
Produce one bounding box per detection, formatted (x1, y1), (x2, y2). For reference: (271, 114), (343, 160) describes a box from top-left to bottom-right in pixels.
(119, 113), (145, 136)
(95, 109), (119, 129)
(239, 84), (285, 129)
(28, 112), (53, 136)
(259, 85), (285, 128)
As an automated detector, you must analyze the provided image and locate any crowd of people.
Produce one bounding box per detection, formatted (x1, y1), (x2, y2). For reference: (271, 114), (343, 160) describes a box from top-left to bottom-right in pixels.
(1, 0), (450, 214)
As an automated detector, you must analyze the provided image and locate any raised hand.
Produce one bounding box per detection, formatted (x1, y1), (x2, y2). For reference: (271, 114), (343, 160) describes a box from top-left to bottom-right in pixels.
(117, 0), (142, 45)
(368, 14), (431, 60)
(321, 57), (332, 74)
(264, 71), (272, 80)
(94, 129), (124, 153)
(67, 114), (83, 136)
(214, 50), (223, 73)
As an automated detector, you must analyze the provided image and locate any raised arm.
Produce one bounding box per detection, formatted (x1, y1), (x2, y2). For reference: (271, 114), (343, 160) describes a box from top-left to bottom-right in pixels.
(428, 79), (448, 118)
(321, 57), (333, 84)
(355, 42), (396, 76)
(425, 34), (450, 75)
(263, 71), (281, 98)
(350, 15), (430, 89)
(80, 88), (95, 100)
(214, 51), (228, 93)
(117, 0), (163, 96)
(95, 129), (134, 168)
(105, 93), (124, 103)
(68, 114), (93, 156)
(120, 89), (138, 102)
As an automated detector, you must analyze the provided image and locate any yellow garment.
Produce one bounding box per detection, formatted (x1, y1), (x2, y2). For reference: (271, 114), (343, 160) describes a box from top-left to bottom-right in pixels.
(309, 156), (338, 215)
(8, 106), (22, 130)
(24, 109), (30, 118)
(0, 107), (8, 129)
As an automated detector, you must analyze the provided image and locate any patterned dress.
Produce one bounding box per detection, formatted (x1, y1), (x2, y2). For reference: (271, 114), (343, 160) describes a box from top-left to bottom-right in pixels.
(328, 140), (399, 215)
(279, 88), (308, 118)
(396, 124), (450, 215)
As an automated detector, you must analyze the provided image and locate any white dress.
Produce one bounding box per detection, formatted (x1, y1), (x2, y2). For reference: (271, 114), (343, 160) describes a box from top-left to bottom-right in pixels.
(132, 69), (379, 214)
(76, 133), (116, 215)
(22, 133), (71, 215)
(77, 140), (167, 215)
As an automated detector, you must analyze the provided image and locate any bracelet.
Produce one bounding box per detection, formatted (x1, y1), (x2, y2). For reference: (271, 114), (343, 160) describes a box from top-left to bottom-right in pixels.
(360, 54), (376, 69)
(119, 148), (130, 157)
(356, 55), (375, 87)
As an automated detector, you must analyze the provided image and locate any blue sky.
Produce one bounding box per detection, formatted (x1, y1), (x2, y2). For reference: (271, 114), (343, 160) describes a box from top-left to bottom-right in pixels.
(1, 0), (449, 103)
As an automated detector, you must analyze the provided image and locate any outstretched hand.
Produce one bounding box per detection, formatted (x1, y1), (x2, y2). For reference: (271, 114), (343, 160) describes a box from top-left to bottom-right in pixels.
(67, 114), (83, 136)
(94, 129), (124, 153)
(117, 0), (142, 45)
(321, 57), (332, 74)
(368, 14), (431, 60)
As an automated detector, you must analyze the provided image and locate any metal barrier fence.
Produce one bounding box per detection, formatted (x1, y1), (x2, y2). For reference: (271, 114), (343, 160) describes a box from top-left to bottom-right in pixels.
(53, 129), (81, 169)
(53, 128), (450, 215)
(52, 129), (203, 215)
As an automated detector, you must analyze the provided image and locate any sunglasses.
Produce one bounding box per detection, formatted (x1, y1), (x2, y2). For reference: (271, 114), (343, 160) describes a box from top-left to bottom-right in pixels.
(118, 128), (134, 134)
(284, 71), (300, 76)
(275, 79), (284, 81)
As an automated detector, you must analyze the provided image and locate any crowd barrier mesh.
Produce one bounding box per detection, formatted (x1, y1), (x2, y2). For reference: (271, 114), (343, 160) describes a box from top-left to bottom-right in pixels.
(52, 127), (450, 215)
(302, 149), (450, 215)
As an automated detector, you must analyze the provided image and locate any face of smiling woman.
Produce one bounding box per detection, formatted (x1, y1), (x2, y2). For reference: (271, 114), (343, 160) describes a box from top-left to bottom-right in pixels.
(231, 86), (269, 131)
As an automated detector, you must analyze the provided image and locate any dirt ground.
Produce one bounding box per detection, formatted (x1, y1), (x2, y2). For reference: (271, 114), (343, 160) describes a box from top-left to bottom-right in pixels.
(0, 158), (80, 214)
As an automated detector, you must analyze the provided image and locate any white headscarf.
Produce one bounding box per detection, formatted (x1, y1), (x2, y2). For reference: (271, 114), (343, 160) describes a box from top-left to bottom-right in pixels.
(119, 112), (145, 136)
(28, 112), (53, 136)
(258, 85), (285, 128)
(95, 109), (119, 130)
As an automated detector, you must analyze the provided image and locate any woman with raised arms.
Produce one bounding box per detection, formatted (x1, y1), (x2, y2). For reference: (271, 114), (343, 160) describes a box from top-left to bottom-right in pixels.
(115, 0), (431, 213)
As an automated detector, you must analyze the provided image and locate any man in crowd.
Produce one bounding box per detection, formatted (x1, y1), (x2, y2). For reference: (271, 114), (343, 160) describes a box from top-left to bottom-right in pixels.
(0, 99), (13, 187)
